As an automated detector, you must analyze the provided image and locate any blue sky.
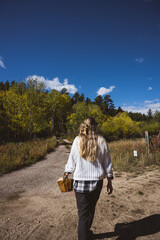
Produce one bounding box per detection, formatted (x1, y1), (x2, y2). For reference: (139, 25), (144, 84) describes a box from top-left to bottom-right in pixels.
(0, 0), (160, 113)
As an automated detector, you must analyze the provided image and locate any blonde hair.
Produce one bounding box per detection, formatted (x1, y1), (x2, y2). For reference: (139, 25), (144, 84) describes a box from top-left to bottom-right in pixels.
(79, 117), (98, 162)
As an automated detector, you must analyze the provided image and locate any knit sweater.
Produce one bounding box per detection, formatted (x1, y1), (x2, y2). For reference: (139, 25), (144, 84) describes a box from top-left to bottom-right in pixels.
(65, 136), (113, 181)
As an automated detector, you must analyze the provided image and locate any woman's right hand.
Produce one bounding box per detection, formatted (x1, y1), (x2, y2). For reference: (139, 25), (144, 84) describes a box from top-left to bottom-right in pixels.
(64, 172), (69, 179)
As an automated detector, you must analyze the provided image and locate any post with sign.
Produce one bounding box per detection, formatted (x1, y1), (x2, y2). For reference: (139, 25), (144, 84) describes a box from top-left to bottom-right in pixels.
(145, 131), (149, 154)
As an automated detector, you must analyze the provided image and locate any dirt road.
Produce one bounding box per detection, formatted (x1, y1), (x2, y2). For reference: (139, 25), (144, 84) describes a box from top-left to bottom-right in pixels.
(0, 144), (160, 240)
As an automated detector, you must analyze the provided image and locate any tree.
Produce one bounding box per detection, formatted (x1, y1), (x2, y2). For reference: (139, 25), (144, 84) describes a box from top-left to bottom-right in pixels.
(154, 110), (160, 123)
(45, 90), (72, 135)
(67, 102), (89, 134)
(147, 109), (153, 121)
(11, 81), (16, 87)
(4, 80), (10, 91)
(71, 92), (80, 104)
(94, 95), (115, 116)
(101, 112), (140, 141)
(3, 79), (48, 139)
(128, 112), (147, 121)
(0, 91), (9, 141)
(94, 95), (103, 108)
(86, 97), (91, 104)
(117, 106), (123, 113)
(102, 95), (115, 115)
(67, 102), (106, 135)
(0, 81), (5, 91)
(60, 88), (69, 95)
(79, 93), (85, 102)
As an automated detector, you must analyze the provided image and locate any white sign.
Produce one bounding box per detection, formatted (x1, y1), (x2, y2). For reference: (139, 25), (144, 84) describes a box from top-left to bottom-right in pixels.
(134, 150), (137, 157)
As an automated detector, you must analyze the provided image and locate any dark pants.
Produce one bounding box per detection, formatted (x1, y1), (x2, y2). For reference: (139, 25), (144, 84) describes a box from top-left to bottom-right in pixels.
(75, 180), (103, 240)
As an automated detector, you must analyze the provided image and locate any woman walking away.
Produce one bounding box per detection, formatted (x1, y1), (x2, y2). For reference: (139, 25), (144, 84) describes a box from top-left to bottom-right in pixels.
(64, 117), (113, 240)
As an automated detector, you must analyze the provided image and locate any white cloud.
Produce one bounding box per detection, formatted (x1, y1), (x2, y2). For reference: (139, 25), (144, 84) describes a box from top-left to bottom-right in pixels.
(122, 105), (148, 114)
(97, 86), (115, 96)
(147, 86), (152, 91)
(26, 75), (78, 94)
(144, 100), (153, 104)
(146, 102), (160, 110)
(122, 99), (160, 114)
(135, 58), (144, 63)
(0, 56), (6, 69)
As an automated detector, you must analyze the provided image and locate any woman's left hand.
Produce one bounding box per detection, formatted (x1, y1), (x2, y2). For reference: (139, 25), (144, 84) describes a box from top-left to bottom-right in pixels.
(107, 180), (113, 195)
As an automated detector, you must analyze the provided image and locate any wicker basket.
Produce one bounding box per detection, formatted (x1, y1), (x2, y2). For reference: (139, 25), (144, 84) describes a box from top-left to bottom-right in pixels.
(57, 173), (73, 193)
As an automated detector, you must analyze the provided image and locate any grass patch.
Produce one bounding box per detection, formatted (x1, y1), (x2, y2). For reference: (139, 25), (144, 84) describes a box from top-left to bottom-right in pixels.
(0, 136), (57, 175)
(109, 138), (160, 172)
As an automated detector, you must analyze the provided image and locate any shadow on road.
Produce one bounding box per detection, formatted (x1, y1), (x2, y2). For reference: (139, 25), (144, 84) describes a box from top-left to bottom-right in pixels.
(93, 214), (160, 240)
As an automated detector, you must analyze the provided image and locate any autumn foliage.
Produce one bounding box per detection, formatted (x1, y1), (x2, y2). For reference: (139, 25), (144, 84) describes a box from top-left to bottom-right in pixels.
(0, 79), (160, 143)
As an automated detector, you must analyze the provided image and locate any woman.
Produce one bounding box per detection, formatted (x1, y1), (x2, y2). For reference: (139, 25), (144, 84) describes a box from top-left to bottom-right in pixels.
(64, 117), (113, 240)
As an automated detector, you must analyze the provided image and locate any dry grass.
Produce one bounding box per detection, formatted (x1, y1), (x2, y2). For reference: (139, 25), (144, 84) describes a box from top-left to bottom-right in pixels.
(108, 138), (160, 172)
(0, 136), (57, 175)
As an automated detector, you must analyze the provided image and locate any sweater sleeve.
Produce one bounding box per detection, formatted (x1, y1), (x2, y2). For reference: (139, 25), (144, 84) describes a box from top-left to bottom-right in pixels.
(103, 141), (113, 179)
(65, 137), (77, 173)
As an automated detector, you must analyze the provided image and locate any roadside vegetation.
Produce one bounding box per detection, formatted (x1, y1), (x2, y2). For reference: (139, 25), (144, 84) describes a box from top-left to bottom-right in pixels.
(109, 138), (160, 172)
(0, 136), (57, 175)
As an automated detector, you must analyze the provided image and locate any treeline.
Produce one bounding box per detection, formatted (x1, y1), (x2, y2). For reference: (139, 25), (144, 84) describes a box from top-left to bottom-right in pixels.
(0, 79), (160, 143)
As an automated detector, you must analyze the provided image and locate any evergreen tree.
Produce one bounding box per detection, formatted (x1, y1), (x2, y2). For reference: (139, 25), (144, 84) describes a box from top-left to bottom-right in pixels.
(147, 108), (153, 121)
(94, 95), (103, 108)
(102, 95), (115, 115)
(11, 81), (16, 87)
(71, 92), (80, 104)
(0, 81), (5, 91)
(86, 97), (91, 104)
(4, 80), (10, 91)
(118, 106), (123, 113)
(79, 93), (85, 102)
(154, 110), (160, 123)
(60, 88), (69, 95)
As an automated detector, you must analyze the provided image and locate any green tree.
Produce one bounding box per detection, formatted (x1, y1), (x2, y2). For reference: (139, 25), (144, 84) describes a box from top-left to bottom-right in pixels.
(147, 109), (153, 121)
(60, 88), (69, 95)
(71, 92), (80, 104)
(101, 112), (140, 141)
(117, 106), (123, 113)
(102, 95), (115, 115)
(94, 95), (103, 108)
(154, 110), (160, 123)
(4, 80), (10, 91)
(0, 91), (9, 141)
(86, 97), (91, 104)
(67, 102), (106, 135)
(46, 90), (72, 135)
(0, 82), (5, 91)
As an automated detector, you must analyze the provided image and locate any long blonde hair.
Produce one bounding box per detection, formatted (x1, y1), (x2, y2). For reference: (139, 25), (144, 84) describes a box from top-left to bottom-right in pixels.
(79, 117), (98, 162)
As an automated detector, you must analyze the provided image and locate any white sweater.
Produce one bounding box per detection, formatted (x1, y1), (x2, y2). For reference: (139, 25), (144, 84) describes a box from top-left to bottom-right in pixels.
(65, 136), (113, 181)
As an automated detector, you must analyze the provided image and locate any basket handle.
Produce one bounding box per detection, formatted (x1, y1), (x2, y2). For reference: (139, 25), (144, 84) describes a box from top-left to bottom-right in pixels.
(63, 173), (68, 182)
